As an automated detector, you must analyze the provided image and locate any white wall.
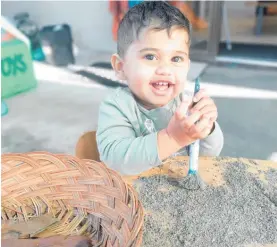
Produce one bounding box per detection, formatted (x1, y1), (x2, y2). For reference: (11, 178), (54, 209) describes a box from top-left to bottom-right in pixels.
(1, 1), (117, 54)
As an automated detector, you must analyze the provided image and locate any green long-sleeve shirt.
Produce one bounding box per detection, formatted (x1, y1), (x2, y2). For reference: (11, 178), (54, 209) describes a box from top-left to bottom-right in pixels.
(96, 87), (224, 175)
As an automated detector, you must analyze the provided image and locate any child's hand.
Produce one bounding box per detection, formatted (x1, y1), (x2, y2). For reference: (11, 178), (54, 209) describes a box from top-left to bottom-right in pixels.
(166, 100), (212, 147)
(190, 89), (218, 126)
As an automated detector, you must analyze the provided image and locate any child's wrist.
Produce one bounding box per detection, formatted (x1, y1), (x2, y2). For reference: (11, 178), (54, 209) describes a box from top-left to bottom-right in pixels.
(164, 128), (185, 150)
(158, 129), (182, 160)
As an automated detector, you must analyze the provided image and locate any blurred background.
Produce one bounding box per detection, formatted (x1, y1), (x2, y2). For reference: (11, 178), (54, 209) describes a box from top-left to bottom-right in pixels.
(1, 1), (277, 161)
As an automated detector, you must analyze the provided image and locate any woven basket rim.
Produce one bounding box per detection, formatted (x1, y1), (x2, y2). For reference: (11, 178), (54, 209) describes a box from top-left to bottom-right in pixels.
(1, 151), (144, 247)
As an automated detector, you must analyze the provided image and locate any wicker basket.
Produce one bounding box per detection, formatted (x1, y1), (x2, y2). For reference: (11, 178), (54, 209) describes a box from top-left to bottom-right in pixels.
(1, 152), (144, 247)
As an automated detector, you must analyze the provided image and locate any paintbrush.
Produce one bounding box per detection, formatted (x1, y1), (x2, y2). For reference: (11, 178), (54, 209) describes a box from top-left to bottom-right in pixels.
(179, 78), (206, 190)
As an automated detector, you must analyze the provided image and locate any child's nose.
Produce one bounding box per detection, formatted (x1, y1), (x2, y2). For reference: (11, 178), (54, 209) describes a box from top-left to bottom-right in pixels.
(155, 64), (172, 76)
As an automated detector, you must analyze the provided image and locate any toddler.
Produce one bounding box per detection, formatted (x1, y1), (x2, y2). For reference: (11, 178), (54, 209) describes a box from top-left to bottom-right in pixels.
(96, 1), (224, 175)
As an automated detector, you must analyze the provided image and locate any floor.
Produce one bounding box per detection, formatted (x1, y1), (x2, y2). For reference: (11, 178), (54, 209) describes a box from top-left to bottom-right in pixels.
(1, 62), (112, 155)
(222, 1), (277, 46)
(200, 64), (277, 160)
(192, 1), (277, 49)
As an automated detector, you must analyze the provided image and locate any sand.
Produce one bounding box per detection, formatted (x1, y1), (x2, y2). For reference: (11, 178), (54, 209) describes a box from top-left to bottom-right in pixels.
(133, 158), (277, 247)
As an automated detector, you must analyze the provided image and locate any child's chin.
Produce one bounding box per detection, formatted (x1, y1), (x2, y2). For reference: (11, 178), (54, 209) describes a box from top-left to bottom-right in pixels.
(150, 97), (174, 108)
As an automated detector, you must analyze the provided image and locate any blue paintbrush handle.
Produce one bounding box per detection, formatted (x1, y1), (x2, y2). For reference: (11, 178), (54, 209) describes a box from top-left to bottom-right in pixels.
(192, 77), (200, 105)
(188, 78), (200, 174)
(188, 140), (199, 174)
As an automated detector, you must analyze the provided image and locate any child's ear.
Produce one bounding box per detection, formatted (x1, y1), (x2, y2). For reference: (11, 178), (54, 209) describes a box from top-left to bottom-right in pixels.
(111, 53), (126, 80)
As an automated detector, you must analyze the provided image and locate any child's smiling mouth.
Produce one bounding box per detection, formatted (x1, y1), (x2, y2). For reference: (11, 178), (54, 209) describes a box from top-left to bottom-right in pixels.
(150, 80), (174, 95)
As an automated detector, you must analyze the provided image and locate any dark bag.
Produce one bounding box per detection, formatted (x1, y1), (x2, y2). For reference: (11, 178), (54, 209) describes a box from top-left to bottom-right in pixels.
(40, 24), (75, 66)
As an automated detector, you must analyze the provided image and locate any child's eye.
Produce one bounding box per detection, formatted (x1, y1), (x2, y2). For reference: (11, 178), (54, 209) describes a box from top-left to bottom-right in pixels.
(144, 54), (157, 60)
(172, 56), (184, 63)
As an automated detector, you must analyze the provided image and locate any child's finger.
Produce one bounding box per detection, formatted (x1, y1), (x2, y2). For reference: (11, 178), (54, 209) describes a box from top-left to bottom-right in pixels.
(195, 105), (216, 115)
(188, 117), (209, 135)
(192, 97), (215, 112)
(203, 110), (218, 121)
(195, 117), (210, 132)
(192, 89), (208, 103)
(200, 127), (212, 138)
(183, 110), (201, 128)
(175, 100), (190, 120)
(211, 117), (217, 123)
(208, 120), (214, 128)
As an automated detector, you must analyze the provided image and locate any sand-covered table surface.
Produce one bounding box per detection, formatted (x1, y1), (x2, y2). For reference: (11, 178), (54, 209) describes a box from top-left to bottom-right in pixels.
(125, 157), (277, 247)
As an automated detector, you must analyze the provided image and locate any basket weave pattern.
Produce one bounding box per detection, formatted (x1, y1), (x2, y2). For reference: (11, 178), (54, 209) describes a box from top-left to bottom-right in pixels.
(1, 152), (144, 247)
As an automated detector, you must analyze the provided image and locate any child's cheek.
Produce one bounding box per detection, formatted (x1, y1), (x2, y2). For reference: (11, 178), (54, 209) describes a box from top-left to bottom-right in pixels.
(127, 64), (153, 85)
(137, 63), (156, 76)
(175, 67), (188, 81)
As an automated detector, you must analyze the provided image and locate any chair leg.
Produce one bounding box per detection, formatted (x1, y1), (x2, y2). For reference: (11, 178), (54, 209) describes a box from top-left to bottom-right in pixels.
(75, 131), (100, 161)
(255, 6), (264, 35)
(223, 2), (232, 51)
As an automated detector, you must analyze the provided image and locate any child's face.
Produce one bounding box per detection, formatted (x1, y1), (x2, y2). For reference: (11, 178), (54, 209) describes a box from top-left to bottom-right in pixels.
(113, 26), (190, 109)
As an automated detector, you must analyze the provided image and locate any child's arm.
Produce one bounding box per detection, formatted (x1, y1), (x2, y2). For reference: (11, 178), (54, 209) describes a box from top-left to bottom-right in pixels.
(97, 96), (214, 175)
(96, 97), (167, 175)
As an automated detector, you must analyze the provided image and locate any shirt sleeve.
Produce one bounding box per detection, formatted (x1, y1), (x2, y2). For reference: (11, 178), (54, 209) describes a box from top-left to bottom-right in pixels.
(199, 121), (224, 156)
(96, 96), (161, 175)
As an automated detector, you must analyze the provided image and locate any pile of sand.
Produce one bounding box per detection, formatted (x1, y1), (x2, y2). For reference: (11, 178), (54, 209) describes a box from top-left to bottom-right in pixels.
(133, 158), (277, 247)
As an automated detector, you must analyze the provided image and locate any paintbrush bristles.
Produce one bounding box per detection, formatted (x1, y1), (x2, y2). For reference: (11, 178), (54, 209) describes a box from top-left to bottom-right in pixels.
(179, 174), (206, 190)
